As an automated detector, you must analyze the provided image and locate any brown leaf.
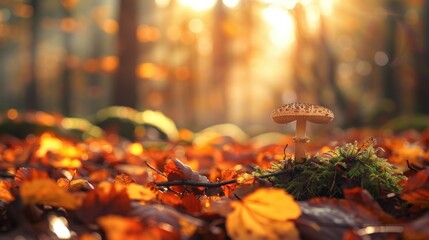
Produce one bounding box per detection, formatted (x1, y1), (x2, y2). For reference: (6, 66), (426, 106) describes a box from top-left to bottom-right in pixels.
(158, 191), (182, 207)
(297, 198), (381, 240)
(164, 158), (209, 183)
(403, 213), (429, 240)
(181, 193), (202, 214)
(401, 169), (429, 207)
(75, 182), (131, 224)
(220, 169), (237, 197)
(114, 173), (135, 185)
(14, 167), (48, 186)
(57, 178), (94, 192)
(97, 215), (153, 240)
(129, 204), (182, 240)
(343, 187), (397, 224)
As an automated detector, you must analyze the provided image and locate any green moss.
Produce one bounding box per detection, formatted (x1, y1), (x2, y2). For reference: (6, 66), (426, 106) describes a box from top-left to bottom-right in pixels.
(254, 140), (406, 200)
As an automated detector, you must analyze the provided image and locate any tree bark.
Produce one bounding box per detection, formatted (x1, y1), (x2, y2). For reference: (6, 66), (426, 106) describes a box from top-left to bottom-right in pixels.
(26, 0), (39, 110)
(113, 0), (138, 108)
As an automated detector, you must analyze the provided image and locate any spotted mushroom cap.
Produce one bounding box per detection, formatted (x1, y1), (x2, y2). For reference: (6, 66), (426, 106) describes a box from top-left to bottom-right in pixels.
(271, 103), (334, 124)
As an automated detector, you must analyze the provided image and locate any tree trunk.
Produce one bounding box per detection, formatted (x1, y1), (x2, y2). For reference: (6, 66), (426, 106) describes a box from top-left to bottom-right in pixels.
(61, 7), (73, 116)
(114, 0), (138, 108)
(26, 0), (39, 110)
(382, 0), (403, 117)
(416, 1), (429, 114)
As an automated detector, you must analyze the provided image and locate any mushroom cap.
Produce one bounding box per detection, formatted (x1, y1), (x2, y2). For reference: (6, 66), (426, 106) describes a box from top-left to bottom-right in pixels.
(271, 102), (334, 124)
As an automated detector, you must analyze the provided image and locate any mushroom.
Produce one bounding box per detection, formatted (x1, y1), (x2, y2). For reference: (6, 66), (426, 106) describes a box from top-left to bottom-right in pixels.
(271, 103), (334, 163)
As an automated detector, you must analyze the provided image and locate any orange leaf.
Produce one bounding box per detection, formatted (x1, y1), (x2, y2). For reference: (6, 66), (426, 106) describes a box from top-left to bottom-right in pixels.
(220, 169), (237, 197)
(125, 183), (156, 203)
(57, 178), (94, 192)
(114, 173), (135, 185)
(0, 181), (14, 202)
(14, 167), (48, 186)
(75, 182), (131, 224)
(20, 178), (82, 209)
(97, 215), (151, 240)
(158, 191), (182, 207)
(226, 188), (301, 240)
(181, 193), (202, 214)
(402, 169), (429, 207)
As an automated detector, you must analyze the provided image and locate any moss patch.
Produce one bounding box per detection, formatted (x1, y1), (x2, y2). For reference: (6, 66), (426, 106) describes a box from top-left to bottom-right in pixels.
(255, 139), (406, 200)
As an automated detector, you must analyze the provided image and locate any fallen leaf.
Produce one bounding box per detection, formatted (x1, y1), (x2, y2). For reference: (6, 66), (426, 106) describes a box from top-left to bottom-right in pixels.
(158, 191), (182, 207)
(403, 213), (429, 240)
(219, 169), (237, 197)
(57, 178), (94, 192)
(297, 198), (381, 240)
(14, 167), (48, 186)
(226, 188), (301, 240)
(126, 183), (156, 203)
(343, 187), (397, 224)
(181, 192), (202, 214)
(401, 169), (429, 207)
(114, 173), (135, 185)
(0, 181), (14, 202)
(164, 158), (209, 183)
(97, 215), (151, 240)
(75, 182), (131, 224)
(20, 178), (82, 209)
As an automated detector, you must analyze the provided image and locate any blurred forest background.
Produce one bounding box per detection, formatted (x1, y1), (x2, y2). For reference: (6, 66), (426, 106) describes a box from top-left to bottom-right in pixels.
(1, 0), (429, 134)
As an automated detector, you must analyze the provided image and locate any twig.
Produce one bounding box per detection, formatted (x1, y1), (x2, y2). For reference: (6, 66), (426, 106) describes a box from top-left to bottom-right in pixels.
(145, 160), (167, 177)
(406, 160), (420, 172)
(0, 172), (14, 179)
(154, 169), (291, 188)
(283, 144), (288, 160)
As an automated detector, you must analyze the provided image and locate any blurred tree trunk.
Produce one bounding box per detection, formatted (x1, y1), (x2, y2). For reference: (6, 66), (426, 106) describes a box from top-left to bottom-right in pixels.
(210, 1), (228, 125)
(25, 0), (39, 110)
(382, 0), (403, 117)
(113, 0), (138, 108)
(61, 5), (73, 116)
(415, 1), (429, 114)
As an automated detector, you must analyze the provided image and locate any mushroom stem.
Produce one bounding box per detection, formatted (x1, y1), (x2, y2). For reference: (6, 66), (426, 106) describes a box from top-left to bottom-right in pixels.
(294, 119), (307, 163)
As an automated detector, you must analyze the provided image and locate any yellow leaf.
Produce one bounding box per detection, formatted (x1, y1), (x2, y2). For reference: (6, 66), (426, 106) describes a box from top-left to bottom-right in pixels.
(0, 181), (14, 202)
(97, 215), (148, 240)
(20, 178), (82, 209)
(226, 188), (301, 240)
(126, 183), (156, 202)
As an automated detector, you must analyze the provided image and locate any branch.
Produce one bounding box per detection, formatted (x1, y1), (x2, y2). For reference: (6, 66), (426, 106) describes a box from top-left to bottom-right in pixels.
(154, 169), (291, 188)
(0, 172), (14, 179)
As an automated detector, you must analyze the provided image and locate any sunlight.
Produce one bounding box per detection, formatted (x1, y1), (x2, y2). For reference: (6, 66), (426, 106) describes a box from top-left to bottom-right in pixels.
(318, 0), (335, 15)
(303, 4), (321, 34)
(262, 5), (295, 48)
(222, 0), (240, 9)
(178, 0), (217, 11)
(49, 215), (72, 239)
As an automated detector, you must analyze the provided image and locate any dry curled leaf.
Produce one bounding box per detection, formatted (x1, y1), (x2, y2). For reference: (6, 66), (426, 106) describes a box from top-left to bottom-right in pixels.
(164, 158), (209, 183)
(57, 178), (94, 192)
(226, 188), (301, 240)
(20, 178), (82, 209)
